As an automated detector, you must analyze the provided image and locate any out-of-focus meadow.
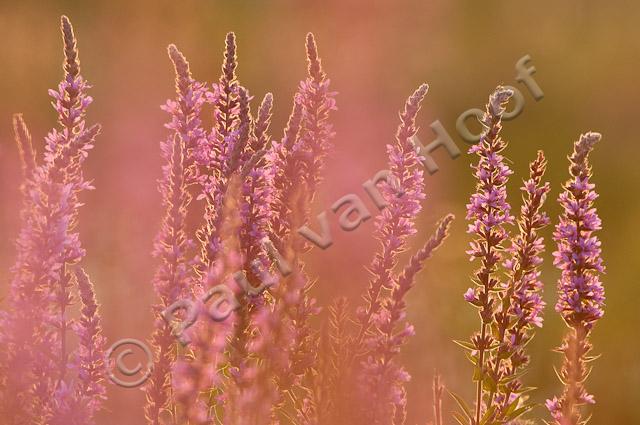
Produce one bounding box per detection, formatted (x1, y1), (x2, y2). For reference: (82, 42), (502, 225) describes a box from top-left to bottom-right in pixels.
(0, 1), (638, 424)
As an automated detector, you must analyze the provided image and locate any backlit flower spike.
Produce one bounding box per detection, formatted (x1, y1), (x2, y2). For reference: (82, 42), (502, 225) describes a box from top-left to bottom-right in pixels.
(239, 93), (276, 278)
(253, 92), (274, 150)
(354, 83), (434, 425)
(73, 268), (106, 418)
(3, 15), (101, 424)
(357, 83), (429, 346)
(367, 214), (454, 423)
(487, 150), (551, 422)
(46, 16), (94, 166)
(146, 42), (204, 425)
(463, 86), (514, 424)
(227, 85), (252, 173)
(215, 32), (240, 143)
(547, 132), (605, 425)
(13, 114), (37, 179)
(145, 134), (194, 425)
(165, 44), (207, 175)
(195, 33), (246, 266)
(297, 32), (338, 197)
(269, 98), (304, 246)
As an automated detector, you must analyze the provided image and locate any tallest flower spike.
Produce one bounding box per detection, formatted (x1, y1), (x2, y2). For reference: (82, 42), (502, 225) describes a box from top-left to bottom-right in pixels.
(463, 86), (514, 425)
(47, 16), (95, 163)
(547, 132), (605, 425)
(2, 16), (103, 425)
(297, 32), (337, 198)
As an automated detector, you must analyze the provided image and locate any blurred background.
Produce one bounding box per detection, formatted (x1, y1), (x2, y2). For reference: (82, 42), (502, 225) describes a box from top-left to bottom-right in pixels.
(0, 1), (638, 424)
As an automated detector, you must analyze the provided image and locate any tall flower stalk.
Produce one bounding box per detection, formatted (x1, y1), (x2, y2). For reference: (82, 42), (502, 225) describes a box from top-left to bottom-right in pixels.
(546, 132), (605, 425)
(484, 150), (550, 423)
(349, 84), (454, 425)
(144, 43), (204, 425)
(356, 84), (431, 348)
(462, 87), (515, 425)
(0, 15), (105, 424)
(458, 86), (551, 424)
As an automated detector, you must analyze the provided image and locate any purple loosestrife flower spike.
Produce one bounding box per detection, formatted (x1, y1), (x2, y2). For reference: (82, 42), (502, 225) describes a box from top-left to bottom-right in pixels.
(252, 93), (274, 152)
(239, 93), (275, 280)
(72, 268), (106, 418)
(464, 86), (514, 425)
(395, 214), (455, 303)
(13, 114), (37, 179)
(353, 84), (441, 425)
(2, 16), (101, 424)
(217, 32), (239, 137)
(362, 214), (453, 424)
(256, 36), (335, 421)
(46, 16), (95, 166)
(164, 44), (207, 176)
(228, 85), (252, 173)
(547, 132), (605, 425)
(269, 99), (304, 247)
(145, 134), (194, 424)
(195, 34), (244, 266)
(485, 150), (550, 422)
(357, 83), (429, 347)
(146, 45), (204, 421)
(297, 33), (337, 197)
(1, 117), (47, 425)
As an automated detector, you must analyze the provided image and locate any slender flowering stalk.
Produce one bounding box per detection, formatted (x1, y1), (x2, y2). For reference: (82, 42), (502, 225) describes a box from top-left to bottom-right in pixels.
(172, 187), (243, 425)
(258, 35), (335, 421)
(546, 132), (605, 425)
(269, 99), (304, 248)
(72, 268), (106, 419)
(216, 32), (240, 139)
(13, 114), (37, 180)
(196, 32), (245, 267)
(315, 297), (351, 424)
(239, 92), (275, 279)
(484, 150), (550, 422)
(145, 43), (203, 425)
(163, 44), (208, 176)
(1, 15), (103, 424)
(224, 94), (279, 424)
(462, 86), (514, 425)
(361, 214), (453, 424)
(144, 134), (193, 424)
(356, 83), (429, 348)
(350, 84), (454, 425)
(296, 33), (338, 197)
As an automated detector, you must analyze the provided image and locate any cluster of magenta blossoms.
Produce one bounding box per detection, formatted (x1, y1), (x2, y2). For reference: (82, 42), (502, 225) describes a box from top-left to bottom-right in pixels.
(546, 132), (605, 425)
(0, 15), (610, 425)
(0, 16), (106, 425)
(456, 86), (605, 425)
(145, 31), (455, 424)
(459, 86), (542, 425)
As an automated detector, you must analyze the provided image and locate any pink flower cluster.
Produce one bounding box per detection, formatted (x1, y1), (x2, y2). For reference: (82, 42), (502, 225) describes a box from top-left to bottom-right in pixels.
(0, 16), (105, 425)
(0, 16), (608, 425)
(143, 31), (454, 425)
(456, 86), (605, 425)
